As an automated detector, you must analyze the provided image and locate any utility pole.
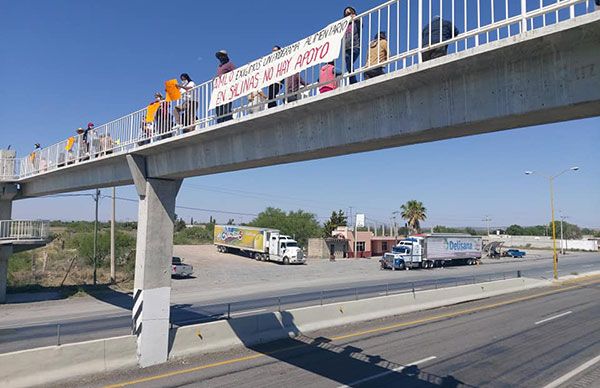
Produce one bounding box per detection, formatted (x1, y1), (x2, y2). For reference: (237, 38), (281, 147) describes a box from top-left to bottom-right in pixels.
(93, 188), (100, 286)
(559, 212), (568, 255)
(110, 187), (116, 284)
(392, 211), (400, 240)
(483, 215), (492, 236)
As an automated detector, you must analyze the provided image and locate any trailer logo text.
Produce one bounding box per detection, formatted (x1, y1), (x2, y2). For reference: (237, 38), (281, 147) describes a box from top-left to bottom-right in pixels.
(447, 240), (474, 251)
(219, 228), (244, 242)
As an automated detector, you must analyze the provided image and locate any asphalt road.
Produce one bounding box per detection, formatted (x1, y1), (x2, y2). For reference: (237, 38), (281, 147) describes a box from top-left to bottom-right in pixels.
(63, 276), (600, 388)
(1, 253), (598, 354)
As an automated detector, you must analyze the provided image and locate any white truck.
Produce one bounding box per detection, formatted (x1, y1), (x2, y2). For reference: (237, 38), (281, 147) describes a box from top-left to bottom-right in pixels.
(214, 225), (305, 264)
(381, 233), (482, 270)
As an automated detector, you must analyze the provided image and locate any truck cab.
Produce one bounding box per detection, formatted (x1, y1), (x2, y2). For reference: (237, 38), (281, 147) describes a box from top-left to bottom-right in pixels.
(268, 233), (305, 264)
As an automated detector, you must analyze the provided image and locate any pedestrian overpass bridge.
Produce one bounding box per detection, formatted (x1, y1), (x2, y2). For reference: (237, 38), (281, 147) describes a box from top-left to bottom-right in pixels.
(0, 0), (598, 368)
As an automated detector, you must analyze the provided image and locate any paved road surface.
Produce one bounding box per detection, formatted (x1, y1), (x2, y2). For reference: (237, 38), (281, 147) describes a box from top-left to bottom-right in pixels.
(61, 276), (600, 387)
(0, 253), (598, 353)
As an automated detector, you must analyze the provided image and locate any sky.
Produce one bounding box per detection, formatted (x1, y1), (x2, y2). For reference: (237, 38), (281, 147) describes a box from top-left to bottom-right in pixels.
(0, 0), (598, 229)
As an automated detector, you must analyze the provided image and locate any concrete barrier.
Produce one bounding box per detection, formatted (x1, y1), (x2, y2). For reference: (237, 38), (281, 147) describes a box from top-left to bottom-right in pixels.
(0, 335), (137, 388)
(168, 277), (547, 358)
(0, 277), (549, 387)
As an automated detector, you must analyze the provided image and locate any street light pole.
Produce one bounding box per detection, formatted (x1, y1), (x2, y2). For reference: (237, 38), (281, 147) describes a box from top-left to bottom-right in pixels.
(525, 167), (579, 280)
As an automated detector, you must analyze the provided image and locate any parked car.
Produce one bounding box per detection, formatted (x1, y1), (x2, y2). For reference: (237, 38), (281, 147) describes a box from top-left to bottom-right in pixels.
(172, 257), (194, 278)
(504, 249), (526, 258)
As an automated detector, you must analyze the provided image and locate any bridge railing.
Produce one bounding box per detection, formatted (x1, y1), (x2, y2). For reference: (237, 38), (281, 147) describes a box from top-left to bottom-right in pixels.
(13, 0), (594, 180)
(0, 220), (50, 242)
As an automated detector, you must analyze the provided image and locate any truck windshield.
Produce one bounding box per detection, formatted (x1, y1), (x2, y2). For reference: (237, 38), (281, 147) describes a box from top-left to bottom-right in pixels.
(392, 246), (410, 254)
(285, 242), (298, 248)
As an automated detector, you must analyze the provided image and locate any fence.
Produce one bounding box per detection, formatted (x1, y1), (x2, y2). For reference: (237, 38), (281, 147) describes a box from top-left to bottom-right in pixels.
(7, 0), (594, 181)
(0, 220), (50, 242)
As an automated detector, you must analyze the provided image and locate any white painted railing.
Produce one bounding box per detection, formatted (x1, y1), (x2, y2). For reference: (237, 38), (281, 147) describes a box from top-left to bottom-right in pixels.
(0, 220), (50, 242)
(4, 0), (593, 181)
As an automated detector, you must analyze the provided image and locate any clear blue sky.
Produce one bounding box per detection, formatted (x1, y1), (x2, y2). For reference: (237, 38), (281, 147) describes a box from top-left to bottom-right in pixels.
(1, 1), (598, 229)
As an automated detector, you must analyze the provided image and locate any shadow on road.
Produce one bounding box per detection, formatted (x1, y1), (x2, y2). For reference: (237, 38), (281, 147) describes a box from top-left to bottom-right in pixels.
(205, 310), (475, 387)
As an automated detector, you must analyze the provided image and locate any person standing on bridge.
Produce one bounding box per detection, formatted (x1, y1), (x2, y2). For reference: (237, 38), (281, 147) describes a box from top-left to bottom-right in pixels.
(153, 92), (173, 139)
(365, 32), (388, 79)
(421, 16), (460, 62)
(215, 50), (235, 123)
(268, 46), (283, 108)
(319, 61), (341, 94)
(174, 73), (197, 131)
(343, 6), (361, 85)
(285, 73), (306, 103)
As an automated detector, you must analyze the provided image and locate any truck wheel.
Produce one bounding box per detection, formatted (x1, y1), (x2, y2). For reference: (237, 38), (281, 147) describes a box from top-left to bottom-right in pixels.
(283, 257), (290, 265)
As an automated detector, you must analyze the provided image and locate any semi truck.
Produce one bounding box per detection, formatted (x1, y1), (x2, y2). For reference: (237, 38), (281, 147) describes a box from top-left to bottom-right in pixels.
(214, 225), (305, 265)
(381, 233), (482, 270)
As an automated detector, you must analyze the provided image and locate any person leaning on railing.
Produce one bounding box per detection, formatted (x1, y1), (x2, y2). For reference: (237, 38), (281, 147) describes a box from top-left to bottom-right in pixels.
(152, 92), (174, 139)
(421, 16), (460, 62)
(285, 73), (306, 103)
(215, 50), (236, 123)
(268, 45), (283, 108)
(174, 73), (197, 131)
(343, 6), (361, 85)
(319, 61), (341, 94)
(365, 32), (388, 79)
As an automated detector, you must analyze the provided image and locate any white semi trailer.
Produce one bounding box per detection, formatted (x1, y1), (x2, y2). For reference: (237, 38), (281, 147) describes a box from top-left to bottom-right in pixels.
(214, 225), (305, 264)
(381, 234), (482, 270)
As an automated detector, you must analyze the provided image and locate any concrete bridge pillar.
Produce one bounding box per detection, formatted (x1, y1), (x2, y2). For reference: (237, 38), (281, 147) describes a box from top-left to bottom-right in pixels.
(0, 184), (18, 304)
(127, 155), (182, 367)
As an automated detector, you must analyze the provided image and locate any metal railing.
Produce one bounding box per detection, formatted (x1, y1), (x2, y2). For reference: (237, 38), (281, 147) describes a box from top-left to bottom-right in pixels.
(0, 220), (50, 242)
(7, 0), (594, 181)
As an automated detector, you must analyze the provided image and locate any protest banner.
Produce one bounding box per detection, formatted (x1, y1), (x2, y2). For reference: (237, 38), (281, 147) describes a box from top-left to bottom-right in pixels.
(209, 17), (351, 110)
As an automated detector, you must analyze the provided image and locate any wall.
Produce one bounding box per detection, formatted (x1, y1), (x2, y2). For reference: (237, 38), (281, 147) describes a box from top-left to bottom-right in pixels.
(485, 235), (599, 251)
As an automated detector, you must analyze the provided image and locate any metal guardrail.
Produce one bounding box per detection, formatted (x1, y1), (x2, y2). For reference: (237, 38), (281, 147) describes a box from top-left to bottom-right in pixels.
(1, 270), (523, 352)
(2, 0), (593, 181)
(0, 220), (50, 242)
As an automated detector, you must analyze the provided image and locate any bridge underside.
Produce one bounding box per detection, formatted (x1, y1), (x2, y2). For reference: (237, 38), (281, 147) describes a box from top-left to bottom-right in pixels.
(17, 13), (600, 198)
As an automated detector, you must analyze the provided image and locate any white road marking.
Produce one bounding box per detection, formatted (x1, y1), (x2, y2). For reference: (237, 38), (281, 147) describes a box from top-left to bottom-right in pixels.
(337, 356), (437, 387)
(582, 264), (595, 268)
(535, 311), (573, 325)
(230, 308), (267, 317)
(542, 354), (600, 388)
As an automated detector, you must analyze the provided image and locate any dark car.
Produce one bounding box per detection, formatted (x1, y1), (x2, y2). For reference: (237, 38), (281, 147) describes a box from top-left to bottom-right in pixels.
(504, 249), (526, 258)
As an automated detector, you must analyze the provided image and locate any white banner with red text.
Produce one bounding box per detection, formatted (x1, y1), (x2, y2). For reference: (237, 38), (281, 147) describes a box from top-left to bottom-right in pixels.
(209, 17), (351, 110)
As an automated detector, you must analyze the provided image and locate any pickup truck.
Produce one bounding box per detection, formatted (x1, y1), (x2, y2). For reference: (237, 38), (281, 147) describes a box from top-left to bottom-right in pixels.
(172, 257), (194, 278)
(504, 249), (526, 258)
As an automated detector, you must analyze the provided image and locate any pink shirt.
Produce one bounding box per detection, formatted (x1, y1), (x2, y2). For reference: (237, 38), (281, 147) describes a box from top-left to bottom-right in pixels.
(319, 64), (337, 93)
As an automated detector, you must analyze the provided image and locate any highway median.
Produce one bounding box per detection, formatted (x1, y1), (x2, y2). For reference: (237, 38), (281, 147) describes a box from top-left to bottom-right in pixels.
(2, 274), (586, 388)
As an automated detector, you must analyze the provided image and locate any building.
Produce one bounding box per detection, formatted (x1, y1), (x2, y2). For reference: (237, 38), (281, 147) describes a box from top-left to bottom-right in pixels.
(308, 226), (402, 259)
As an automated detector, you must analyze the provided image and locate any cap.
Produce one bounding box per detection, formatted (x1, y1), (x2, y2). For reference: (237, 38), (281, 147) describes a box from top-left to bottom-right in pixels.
(76, 128), (84, 133)
(87, 122), (94, 127)
(216, 50), (228, 57)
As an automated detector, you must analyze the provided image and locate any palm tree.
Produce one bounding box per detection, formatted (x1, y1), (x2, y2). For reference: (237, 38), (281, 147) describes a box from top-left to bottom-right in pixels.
(400, 200), (427, 235)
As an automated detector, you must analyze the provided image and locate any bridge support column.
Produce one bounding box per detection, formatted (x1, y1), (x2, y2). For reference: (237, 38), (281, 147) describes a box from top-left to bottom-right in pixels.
(127, 155), (182, 367)
(0, 184), (17, 304)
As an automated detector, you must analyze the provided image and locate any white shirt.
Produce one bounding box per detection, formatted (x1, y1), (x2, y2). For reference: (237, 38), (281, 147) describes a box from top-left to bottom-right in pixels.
(180, 81), (196, 101)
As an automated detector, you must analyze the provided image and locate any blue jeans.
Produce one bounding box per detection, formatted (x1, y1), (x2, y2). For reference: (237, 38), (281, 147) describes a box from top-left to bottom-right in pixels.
(345, 48), (360, 84)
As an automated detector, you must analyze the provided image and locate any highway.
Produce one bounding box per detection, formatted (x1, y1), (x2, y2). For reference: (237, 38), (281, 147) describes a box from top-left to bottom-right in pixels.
(62, 275), (600, 387)
(0, 253), (598, 354)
